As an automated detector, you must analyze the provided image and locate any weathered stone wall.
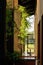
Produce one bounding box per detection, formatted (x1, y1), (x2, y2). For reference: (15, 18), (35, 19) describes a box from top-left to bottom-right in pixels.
(13, 0), (21, 52)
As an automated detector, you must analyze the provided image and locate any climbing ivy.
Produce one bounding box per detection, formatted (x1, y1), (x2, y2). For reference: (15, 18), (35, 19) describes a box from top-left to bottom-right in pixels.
(6, 8), (13, 34)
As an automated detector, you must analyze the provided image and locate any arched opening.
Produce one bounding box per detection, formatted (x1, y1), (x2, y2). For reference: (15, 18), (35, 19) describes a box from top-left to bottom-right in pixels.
(17, 0), (37, 58)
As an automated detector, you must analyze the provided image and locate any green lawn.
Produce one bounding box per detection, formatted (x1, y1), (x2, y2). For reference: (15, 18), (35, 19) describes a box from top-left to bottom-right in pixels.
(27, 44), (34, 52)
(28, 44), (34, 48)
(25, 44), (35, 52)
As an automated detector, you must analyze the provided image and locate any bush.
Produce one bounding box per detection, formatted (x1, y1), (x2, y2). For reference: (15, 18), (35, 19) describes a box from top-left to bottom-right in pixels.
(6, 51), (21, 62)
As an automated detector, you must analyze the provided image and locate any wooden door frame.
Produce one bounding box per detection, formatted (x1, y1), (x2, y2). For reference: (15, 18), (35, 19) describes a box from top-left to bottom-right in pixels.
(41, 15), (43, 65)
(37, 21), (40, 65)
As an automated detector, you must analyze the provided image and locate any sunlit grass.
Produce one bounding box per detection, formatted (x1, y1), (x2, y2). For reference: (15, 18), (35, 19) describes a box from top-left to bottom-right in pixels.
(28, 44), (34, 48)
(25, 44), (34, 52)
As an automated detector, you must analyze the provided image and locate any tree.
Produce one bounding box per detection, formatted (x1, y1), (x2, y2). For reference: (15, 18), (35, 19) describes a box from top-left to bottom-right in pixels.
(18, 5), (31, 45)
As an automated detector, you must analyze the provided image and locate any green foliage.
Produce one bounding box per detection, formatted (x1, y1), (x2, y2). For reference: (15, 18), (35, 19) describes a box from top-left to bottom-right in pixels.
(6, 8), (14, 39)
(6, 51), (21, 61)
(6, 1), (18, 41)
(6, 1), (21, 61)
(18, 6), (31, 44)
(6, 0), (20, 38)
(6, 0), (14, 39)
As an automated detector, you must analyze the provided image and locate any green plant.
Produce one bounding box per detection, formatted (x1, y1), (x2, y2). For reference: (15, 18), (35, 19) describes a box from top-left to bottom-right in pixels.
(18, 6), (31, 44)
(6, 8), (14, 35)
(6, 1), (19, 38)
(6, 1), (20, 57)
(6, 51), (21, 61)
